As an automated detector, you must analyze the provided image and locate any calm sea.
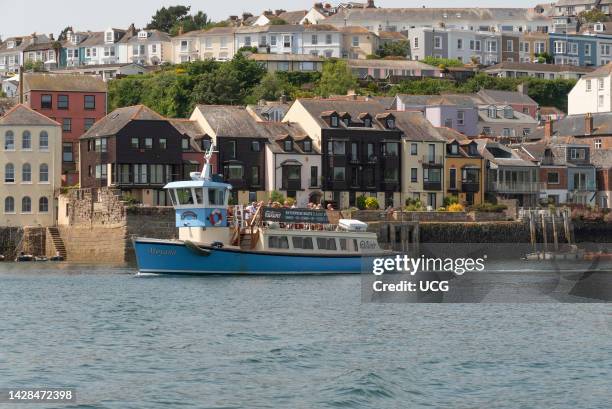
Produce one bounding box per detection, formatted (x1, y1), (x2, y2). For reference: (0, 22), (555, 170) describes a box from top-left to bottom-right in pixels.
(1, 263), (612, 408)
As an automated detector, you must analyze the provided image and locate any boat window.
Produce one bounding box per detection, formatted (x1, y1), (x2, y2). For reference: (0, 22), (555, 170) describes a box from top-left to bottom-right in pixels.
(176, 188), (194, 205)
(269, 236), (289, 249)
(292, 236), (314, 250)
(194, 188), (204, 205)
(339, 238), (347, 251)
(168, 191), (176, 206)
(353, 239), (359, 252)
(317, 237), (337, 251)
(209, 189), (224, 206)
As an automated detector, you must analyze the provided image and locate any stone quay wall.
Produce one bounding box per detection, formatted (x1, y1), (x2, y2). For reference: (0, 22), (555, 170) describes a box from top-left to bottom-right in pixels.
(59, 188), (177, 264)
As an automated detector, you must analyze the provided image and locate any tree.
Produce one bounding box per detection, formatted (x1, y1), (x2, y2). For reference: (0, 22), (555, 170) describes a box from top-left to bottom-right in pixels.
(268, 18), (288, 25)
(23, 60), (45, 72)
(169, 11), (212, 36)
(422, 56), (464, 68)
(535, 52), (553, 64)
(146, 5), (191, 32)
(57, 26), (74, 41)
(246, 72), (293, 104)
(315, 59), (358, 97)
(377, 40), (410, 58)
(578, 9), (609, 23)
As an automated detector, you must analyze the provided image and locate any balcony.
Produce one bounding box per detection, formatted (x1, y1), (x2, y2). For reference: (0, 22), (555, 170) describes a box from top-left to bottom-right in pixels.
(282, 179), (302, 191)
(421, 155), (444, 167)
(491, 182), (544, 193)
(569, 180), (596, 192)
(461, 181), (480, 192)
(423, 181), (442, 191)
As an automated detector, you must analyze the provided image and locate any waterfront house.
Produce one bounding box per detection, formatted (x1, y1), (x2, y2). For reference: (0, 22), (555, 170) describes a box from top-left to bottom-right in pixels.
(168, 118), (211, 179)
(22, 34), (58, 70)
(477, 88), (539, 119)
(76, 28), (127, 66)
(391, 94), (479, 137)
(476, 104), (539, 140)
(323, 7), (551, 35)
(568, 63), (612, 115)
(283, 98), (403, 208)
(531, 112), (612, 150)
(0, 104), (61, 227)
(189, 105), (270, 204)
(22, 73), (108, 186)
(518, 32), (550, 63)
(51, 63), (151, 81)
(172, 27), (237, 63)
(395, 111), (447, 209)
(476, 139), (541, 207)
(348, 59), (441, 81)
(248, 53), (324, 73)
(122, 29), (172, 66)
(501, 33), (520, 63)
(79, 105), (186, 206)
(261, 121), (323, 206)
(246, 100), (291, 122)
(338, 26), (379, 59)
(60, 30), (90, 68)
(0, 34), (46, 75)
(484, 61), (594, 80)
(437, 127), (485, 206)
(549, 32), (598, 66)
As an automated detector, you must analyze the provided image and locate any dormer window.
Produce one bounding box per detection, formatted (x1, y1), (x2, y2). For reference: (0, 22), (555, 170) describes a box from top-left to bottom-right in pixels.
(468, 144), (477, 155)
(105, 30), (114, 43)
(343, 117), (350, 127)
(330, 116), (339, 127)
(503, 106), (513, 119)
(138, 30), (148, 39)
(303, 140), (312, 152)
(284, 140), (293, 152)
(7, 41), (14, 49)
(364, 118), (372, 127)
(487, 106), (497, 118)
(450, 143), (458, 155)
(386, 118), (395, 129)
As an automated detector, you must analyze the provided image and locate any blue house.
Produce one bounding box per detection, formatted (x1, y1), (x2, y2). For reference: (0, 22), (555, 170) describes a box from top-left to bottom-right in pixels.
(549, 33), (598, 66)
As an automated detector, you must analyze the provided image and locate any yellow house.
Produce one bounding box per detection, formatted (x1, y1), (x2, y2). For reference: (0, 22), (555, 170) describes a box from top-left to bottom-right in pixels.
(0, 104), (62, 227)
(339, 26), (379, 59)
(437, 127), (485, 206)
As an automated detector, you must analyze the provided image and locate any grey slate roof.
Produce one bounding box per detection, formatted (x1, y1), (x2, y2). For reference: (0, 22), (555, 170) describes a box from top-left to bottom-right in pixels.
(484, 62), (595, 74)
(584, 63), (612, 78)
(80, 105), (165, 139)
(23, 73), (107, 93)
(296, 98), (391, 130)
(477, 89), (538, 106)
(395, 94), (480, 108)
(531, 112), (612, 139)
(0, 104), (60, 126)
(195, 105), (269, 138)
(122, 30), (171, 43)
(277, 10), (308, 24)
(393, 111), (446, 142)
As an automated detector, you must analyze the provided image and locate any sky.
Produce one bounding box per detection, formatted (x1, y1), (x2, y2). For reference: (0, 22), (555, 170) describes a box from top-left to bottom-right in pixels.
(2, 0), (541, 39)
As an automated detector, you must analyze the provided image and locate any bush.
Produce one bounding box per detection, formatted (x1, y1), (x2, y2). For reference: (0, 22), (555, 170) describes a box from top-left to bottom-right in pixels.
(447, 203), (465, 212)
(121, 193), (140, 206)
(443, 195), (459, 207)
(365, 197), (380, 210)
(356, 195), (368, 210)
(468, 202), (507, 213)
(437, 207), (447, 212)
(284, 197), (296, 207)
(269, 190), (285, 204)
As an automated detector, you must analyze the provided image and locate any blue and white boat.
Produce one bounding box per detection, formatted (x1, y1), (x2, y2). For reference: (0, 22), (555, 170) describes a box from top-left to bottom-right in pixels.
(133, 147), (387, 275)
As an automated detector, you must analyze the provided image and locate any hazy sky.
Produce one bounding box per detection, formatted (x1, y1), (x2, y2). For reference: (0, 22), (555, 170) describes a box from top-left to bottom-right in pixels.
(2, 0), (540, 39)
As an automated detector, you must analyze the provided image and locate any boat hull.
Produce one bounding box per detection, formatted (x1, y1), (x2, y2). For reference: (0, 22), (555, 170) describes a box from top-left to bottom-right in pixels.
(133, 238), (368, 275)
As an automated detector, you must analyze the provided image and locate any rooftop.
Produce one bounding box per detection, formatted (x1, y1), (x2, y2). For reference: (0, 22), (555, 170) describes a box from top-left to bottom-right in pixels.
(23, 73), (107, 93)
(80, 105), (165, 139)
(485, 62), (595, 74)
(0, 104), (60, 126)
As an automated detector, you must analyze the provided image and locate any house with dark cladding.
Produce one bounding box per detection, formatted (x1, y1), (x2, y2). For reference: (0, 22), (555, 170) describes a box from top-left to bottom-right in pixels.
(189, 105), (270, 204)
(79, 105), (196, 206)
(284, 98), (403, 208)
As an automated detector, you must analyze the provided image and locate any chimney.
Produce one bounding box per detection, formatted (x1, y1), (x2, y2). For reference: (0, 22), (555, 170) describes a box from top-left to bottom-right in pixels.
(544, 118), (554, 139)
(48, 33), (54, 41)
(128, 23), (136, 36)
(30, 33), (38, 44)
(242, 12), (253, 21)
(19, 67), (24, 104)
(275, 9), (286, 16)
(367, 0), (376, 8)
(280, 93), (287, 104)
(585, 112), (593, 135)
(263, 9), (274, 16)
(517, 82), (528, 95)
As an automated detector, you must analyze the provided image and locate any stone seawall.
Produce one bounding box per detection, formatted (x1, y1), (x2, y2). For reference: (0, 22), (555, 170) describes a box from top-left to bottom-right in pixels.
(419, 221), (530, 243)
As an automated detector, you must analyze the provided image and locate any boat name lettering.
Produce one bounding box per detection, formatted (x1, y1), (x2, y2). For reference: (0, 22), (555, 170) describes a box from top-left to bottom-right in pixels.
(262, 207), (329, 224)
(360, 240), (377, 250)
(148, 248), (177, 256)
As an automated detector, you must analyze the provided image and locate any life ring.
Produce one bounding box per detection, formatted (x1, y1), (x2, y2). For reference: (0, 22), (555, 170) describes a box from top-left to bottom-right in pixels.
(208, 209), (224, 226)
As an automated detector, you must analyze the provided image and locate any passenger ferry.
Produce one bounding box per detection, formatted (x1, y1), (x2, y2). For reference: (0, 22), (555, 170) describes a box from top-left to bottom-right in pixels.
(132, 147), (387, 275)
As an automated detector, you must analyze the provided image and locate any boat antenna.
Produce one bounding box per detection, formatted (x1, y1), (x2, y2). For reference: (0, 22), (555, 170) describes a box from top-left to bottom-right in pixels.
(202, 143), (215, 181)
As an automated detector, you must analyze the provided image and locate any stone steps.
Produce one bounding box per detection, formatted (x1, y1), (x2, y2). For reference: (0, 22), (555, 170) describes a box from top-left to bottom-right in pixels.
(47, 227), (67, 260)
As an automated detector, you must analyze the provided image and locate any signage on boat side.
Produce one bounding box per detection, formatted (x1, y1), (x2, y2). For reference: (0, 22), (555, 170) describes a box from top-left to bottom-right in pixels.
(262, 207), (329, 224)
(175, 208), (228, 228)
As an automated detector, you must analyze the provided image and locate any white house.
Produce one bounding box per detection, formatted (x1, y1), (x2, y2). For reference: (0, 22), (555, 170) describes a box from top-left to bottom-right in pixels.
(568, 63), (612, 115)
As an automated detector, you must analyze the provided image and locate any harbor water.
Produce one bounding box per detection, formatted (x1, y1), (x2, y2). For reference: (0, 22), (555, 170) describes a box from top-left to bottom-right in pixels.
(1, 263), (612, 408)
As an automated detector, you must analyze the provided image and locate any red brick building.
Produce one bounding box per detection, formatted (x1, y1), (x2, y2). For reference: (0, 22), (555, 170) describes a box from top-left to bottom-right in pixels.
(22, 73), (107, 185)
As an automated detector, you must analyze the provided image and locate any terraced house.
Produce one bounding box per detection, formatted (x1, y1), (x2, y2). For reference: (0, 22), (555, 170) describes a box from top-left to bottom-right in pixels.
(0, 105), (62, 227)
(284, 99), (403, 208)
(0, 34), (47, 75)
(172, 27), (237, 62)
